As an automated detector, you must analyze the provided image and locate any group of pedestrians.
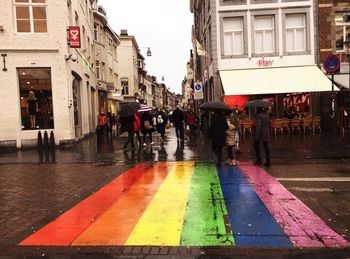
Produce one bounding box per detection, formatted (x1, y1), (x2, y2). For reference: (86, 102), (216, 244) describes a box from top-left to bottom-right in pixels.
(97, 112), (118, 136)
(209, 106), (270, 167)
(120, 108), (168, 150)
(209, 109), (240, 166)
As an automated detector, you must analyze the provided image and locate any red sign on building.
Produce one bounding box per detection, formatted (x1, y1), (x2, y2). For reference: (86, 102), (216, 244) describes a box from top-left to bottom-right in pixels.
(68, 26), (81, 48)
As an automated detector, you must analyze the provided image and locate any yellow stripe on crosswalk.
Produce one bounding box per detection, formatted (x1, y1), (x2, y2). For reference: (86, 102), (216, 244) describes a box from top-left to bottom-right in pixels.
(125, 161), (195, 246)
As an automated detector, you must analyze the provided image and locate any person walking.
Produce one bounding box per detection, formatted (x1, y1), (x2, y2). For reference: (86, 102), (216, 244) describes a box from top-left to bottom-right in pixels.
(141, 111), (154, 146)
(253, 107), (271, 166)
(120, 114), (135, 150)
(226, 113), (237, 166)
(231, 107), (241, 153)
(209, 110), (228, 166)
(156, 107), (167, 142)
(133, 112), (142, 147)
(172, 106), (185, 143)
(186, 109), (197, 140)
(97, 112), (107, 135)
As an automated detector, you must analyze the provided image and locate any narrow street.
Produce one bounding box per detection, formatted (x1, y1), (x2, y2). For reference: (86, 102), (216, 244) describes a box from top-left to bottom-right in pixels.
(0, 129), (349, 258)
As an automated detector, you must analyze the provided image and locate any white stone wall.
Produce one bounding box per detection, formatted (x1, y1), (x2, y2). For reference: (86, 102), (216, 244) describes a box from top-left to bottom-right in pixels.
(0, 0), (97, 147)
(117, 38), (139, 99)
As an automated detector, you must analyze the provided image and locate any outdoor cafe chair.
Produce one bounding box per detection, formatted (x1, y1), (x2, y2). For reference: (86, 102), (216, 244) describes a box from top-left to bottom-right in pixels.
(291, 118), (301, 133)
(271, 119), (284, 135)
(301, 116), (312, 133)
(241, 119), (253, 135)
(280, 118), (291, 134)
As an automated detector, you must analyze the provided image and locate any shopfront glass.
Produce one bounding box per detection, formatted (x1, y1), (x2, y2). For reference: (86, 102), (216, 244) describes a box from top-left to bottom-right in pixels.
(283, 93), (310, 119)
(18, 68), (54, 130)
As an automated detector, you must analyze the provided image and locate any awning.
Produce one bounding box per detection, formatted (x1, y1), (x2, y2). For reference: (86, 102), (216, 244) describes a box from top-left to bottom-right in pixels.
(220, 66), (334, 96)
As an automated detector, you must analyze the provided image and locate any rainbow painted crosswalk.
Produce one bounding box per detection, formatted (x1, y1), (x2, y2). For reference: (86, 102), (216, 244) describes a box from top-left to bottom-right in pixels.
(19, 161), (348, 247)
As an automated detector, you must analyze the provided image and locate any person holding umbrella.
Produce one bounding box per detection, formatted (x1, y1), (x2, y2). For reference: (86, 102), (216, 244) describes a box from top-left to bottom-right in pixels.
(209, 109), (228, 167)
(141, 110), (154, 146)
(118, 102), (140, 149)
(253, 107), (271, 166)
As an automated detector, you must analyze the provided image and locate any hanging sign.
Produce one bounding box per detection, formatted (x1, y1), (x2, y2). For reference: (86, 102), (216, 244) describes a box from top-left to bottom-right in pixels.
(194, 82), (203, 100)
(68, 26), (81, 48)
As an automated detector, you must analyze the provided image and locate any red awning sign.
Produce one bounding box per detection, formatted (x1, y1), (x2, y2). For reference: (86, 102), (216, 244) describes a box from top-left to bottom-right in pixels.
(68, 26), (81, 48)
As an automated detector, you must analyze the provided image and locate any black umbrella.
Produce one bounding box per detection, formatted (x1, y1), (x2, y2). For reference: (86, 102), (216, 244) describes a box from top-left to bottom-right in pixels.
(119, 102), (141, 117)
(199, 101), (231, 111)
(244, 99), (274, 109)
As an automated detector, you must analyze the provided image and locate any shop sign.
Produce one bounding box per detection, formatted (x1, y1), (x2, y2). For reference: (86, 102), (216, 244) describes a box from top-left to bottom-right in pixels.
(257, 57), (274, 67)
(68, 26), (81, 48)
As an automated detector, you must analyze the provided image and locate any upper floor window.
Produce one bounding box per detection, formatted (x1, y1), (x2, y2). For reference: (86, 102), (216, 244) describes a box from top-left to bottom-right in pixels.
(94, 24), (98, 41)
(15, 0), (47, 33)
(254, 16), (275, 54)
(335, 12), (350, 52)
(121, 80), (129, 95)
(223, 17), (244, 55)
(286, 14), (306, 52)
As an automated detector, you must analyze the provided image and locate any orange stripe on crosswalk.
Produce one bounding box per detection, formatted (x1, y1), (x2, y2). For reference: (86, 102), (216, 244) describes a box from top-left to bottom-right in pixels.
(19, 163), (152, 246)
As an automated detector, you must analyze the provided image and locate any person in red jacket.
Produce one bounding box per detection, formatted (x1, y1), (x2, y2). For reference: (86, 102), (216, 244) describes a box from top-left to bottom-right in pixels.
(186, 109), (198, 139)
(133, 112), (142, 147)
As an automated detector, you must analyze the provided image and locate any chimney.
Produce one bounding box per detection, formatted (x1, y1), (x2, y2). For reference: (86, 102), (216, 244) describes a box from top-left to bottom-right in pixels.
(120, 29), (128, 36)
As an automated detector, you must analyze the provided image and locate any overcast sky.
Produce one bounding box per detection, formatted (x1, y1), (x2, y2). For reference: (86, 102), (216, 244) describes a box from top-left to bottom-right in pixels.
(97, 0), (193, 94)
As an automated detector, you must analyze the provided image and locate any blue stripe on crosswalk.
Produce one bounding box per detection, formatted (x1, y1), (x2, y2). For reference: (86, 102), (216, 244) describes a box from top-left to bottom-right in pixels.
(217, 164), (293, 247)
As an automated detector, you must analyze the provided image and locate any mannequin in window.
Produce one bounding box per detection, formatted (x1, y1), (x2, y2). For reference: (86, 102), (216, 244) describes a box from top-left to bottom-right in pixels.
(28, 91), (38, 129)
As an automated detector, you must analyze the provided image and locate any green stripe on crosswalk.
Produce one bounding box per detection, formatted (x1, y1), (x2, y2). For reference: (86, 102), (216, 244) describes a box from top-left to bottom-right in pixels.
(180, 162), (234, 246)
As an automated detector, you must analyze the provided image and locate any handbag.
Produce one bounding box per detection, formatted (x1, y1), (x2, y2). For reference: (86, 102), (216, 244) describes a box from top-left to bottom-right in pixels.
(144, 120), (153, 129)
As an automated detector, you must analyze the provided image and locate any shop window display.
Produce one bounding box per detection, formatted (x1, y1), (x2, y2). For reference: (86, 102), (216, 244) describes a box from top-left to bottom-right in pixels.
(18, 68), (54, 130)
(283, 93), (310, 119)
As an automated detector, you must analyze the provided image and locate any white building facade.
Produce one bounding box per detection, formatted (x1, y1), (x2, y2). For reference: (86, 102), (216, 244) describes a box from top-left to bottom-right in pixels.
(191, 0), (332, 117)
(0, 0), (98, 148)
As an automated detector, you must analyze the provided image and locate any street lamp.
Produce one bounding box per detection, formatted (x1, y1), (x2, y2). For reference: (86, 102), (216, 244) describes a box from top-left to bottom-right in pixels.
(146, 47), (152, 57)
(344, 35), (350, 146)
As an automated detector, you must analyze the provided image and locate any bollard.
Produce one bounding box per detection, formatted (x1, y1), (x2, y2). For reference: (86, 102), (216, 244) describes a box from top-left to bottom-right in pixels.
(49, 131), (55, 148)
(43, 131), (49, 150)
(37, 131), (43, 150)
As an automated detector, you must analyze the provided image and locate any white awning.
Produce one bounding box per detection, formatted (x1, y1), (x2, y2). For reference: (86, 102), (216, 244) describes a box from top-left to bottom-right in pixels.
(220, 66), (334, 96)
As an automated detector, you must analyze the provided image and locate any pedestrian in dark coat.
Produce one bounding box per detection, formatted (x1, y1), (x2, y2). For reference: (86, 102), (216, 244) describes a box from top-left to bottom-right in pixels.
(140, 111), (153, 146)
(156, 108), (167, 142)
(172, 106), (185, 142)
(120, 114), (135, 149)
(254, 107), (271, 166)
(209, 110), (228, 166)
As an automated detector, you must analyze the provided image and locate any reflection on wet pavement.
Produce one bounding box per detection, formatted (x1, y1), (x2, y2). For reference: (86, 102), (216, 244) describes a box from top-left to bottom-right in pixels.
(1, 128), (350, 164)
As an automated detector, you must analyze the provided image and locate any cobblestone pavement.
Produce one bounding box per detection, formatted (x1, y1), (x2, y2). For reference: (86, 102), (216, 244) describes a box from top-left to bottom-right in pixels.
(0, 129), (350, 258)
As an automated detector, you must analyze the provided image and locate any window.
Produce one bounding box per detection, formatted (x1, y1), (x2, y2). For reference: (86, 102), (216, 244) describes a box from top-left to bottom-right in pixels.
(286, 14), (306, 52)
(96, 61), (100, 79)
(223, 17), (244, 55)
(254, 16), (275, 54)
(15, 0), (47, 33)
(94, 24), (98, 41)
(18, 68), (54, 130)
(121, 80), (129, 95)
(335, 13), (350, 52)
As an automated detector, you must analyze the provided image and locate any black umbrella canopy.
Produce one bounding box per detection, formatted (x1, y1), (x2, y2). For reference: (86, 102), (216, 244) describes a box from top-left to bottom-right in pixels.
(244, 99), (274, 109)
(199, 101), (231, 111)
(119, 102), (141, 117)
